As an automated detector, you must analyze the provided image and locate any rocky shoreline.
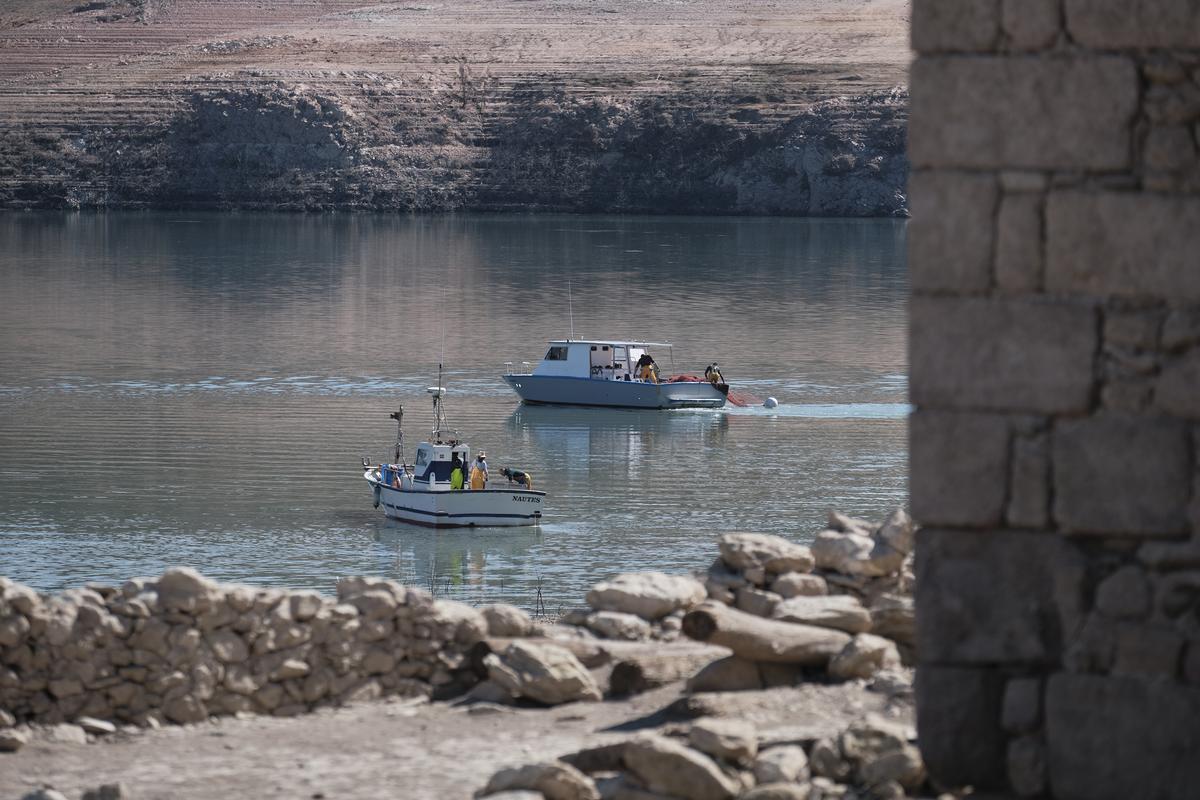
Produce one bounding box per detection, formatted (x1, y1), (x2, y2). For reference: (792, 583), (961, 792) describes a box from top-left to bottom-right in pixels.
(1, 76), (909, 217)
(1, 509), (925, 799)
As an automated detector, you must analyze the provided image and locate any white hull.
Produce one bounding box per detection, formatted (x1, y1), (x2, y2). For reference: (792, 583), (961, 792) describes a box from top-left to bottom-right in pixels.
(366, 471), (544, 528)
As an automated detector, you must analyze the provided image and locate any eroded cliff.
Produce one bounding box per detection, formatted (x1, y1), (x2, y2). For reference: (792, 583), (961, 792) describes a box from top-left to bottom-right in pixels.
(0, 0), (910, 214)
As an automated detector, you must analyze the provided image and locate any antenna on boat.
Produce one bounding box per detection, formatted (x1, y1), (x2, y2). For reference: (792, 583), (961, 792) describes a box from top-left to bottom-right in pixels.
(389, 404), (404, 464)
(429, 362), (450, 443)
(568, 279), (575, 339)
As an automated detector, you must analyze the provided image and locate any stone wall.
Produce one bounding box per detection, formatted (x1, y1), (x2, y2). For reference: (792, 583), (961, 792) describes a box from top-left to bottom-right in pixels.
(0, 569), (486, 726)
(909, 2), (1200, 798)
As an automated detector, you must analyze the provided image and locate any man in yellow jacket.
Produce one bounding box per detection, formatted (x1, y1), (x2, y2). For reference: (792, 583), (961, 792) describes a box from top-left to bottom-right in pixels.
(469, 452), (489, 490)
(450, 454), (465, 491)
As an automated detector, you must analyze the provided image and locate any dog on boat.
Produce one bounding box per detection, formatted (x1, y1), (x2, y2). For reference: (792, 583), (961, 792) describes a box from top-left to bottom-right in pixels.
(500, 467), (533, 489)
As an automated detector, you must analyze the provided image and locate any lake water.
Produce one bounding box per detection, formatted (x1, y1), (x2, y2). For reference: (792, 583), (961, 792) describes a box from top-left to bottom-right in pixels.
(0, 212), (907, 612)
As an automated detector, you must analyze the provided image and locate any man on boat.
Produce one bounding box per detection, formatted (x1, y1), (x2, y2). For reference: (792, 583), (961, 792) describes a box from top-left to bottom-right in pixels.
(450, 454), (465, 491)
(470, 452), (489, 490)
(501, 466), (534, 489)
(636, 353), (659, 384)
(705, 363), (725, 386)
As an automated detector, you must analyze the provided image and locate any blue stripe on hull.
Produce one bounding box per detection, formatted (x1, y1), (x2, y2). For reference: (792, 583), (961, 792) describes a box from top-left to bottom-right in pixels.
(381, 501), (541, 520)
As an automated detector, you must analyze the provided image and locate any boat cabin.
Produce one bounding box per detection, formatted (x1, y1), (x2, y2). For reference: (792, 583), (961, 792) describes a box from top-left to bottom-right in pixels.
(531, 340), (670, 381)
(412, 440), (470, 484)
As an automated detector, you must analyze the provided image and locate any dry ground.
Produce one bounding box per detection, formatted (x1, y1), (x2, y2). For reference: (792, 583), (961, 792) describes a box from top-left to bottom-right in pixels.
(0, 678), (912, 799)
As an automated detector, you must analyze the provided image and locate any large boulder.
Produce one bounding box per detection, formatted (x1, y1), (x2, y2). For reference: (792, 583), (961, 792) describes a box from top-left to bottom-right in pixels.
(482, 604), (535, 637)
(683, 602), (851, 665)
(827, 510), (876, 535)
(770, 573), (829, 598)
(44, 724), (87, 745)
(206, 629), (249, 663)
(829, 633), (902, 681)
(754, 745), (811, 784)
(288, 591), (324, 622)
(735, 586), (781, 618)
(705, 559), (748, 604)
(585, 611), (651, 641)
(687, 657), (765, 693)
(0, 612), (30, 647)
(867, 593), (915, 648)
(839, 717), (915, 783)
(622, 734), (741, 800)
(811, 530), (904, 577)
(486, 641), (602, 705)
(689, 717), (758, 764)
(0, 728), (29, 752)
(156, 567), (220, 613)
(586, 572), (706, 620)
(477, 762), (600, 800)
(859, 744), (926, 791)
(718, 533), (815, 575)
(876, 508), (915, 555)
(428, 599), (489, 644)
(771, 595), (872, 634)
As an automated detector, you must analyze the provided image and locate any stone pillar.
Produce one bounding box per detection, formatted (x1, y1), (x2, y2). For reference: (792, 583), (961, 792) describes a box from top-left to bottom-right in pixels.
(909, 2), (1200, 798)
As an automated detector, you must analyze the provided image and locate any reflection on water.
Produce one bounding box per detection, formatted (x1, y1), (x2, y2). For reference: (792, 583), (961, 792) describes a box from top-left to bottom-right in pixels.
(0, 212), (907, 608)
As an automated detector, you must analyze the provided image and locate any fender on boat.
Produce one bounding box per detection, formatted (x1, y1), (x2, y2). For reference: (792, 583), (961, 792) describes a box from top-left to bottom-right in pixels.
(372, 482), (381, 509)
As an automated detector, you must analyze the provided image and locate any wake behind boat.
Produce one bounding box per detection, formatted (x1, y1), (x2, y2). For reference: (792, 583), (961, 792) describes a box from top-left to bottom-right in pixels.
(363, 379), (545, 528)
(503, 338), (741, 409)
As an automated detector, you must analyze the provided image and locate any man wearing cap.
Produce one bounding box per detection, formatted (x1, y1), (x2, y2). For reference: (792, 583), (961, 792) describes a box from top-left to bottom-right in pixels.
(469, 451), (489, 490)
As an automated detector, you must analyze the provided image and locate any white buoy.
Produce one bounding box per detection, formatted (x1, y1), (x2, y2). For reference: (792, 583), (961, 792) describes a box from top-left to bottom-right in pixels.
(763, 397), (779, 409)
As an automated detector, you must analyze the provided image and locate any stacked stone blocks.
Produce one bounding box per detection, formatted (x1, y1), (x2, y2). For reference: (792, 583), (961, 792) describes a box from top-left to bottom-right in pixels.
(910, 2), (1200, 798)
(0, 568), (487, 727)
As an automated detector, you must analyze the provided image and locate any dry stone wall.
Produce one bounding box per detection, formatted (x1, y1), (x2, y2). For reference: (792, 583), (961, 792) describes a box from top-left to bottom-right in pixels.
(0, 569), (487, 727)
(909, 2), (1200, 798)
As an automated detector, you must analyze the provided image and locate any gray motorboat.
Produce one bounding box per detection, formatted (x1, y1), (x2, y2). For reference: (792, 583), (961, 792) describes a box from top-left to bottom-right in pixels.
(502, 339), (729, 409)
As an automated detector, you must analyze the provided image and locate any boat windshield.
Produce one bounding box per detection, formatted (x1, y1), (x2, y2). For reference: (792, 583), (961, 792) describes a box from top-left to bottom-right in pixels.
(544, 346), (568, 361)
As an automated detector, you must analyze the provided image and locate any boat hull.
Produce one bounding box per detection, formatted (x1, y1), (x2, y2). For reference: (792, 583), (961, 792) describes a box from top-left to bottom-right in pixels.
(503, 375), (726, 409)
(366, 472), (544, 528)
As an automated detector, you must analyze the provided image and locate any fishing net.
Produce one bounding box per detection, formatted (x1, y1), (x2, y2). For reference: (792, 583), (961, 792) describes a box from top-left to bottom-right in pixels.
(664, 375), (760, 407)
(725, 389), (762, 407)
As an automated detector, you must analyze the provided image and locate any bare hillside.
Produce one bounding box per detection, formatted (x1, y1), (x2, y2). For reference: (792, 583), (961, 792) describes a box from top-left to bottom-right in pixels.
(0, 0), (911, 214)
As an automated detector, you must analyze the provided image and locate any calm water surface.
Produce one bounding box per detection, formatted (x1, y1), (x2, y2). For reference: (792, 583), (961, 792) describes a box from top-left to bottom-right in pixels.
(0, 212), (908, 610)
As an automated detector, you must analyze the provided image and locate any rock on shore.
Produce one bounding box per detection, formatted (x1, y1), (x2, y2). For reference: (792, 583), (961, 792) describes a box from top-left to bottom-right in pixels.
(1, 507), (921, 799)
(480, 714), (928, 800)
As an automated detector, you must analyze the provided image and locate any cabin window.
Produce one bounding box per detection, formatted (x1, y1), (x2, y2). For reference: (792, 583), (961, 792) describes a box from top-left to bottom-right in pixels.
(415, 450), (428, 467)
(545, 346), (569, 361)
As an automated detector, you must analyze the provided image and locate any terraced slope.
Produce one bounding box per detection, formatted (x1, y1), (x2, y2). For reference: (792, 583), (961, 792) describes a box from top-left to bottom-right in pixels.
(0, 0), (910, 214)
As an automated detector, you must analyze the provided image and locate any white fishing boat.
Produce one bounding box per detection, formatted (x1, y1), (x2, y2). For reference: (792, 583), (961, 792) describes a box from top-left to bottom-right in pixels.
(363, 376), (545, 528)
(502, 339), (733, 409)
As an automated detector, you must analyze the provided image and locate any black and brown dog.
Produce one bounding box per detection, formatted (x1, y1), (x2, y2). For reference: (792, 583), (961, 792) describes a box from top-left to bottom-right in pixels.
(500, 467), (534, 489)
